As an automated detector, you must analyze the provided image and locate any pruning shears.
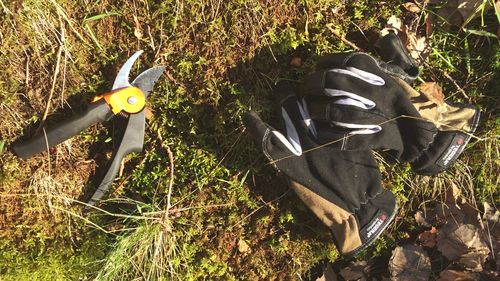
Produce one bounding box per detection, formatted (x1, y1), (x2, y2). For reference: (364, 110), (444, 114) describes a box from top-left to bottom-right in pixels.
(13, 50), (166, 206)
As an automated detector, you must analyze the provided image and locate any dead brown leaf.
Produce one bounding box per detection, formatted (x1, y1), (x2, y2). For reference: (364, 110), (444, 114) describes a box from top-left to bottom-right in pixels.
(419, 199), (479, 227)
(437, 269), (480, 281)
(339, 261), (369, 281)
(482, 202), (500, 271)
(415, 210), (432, 227)
(483, 202), (499, 219)
(459, 250), (490, 272)
(381, 15), (404, 36)
(389, 245), (431, 281)
(420, 202), (463, 226)
(409, 36), (428, 61)
(133, 15), (142, 39)
(403, 2), (422, 13)
(419, 226), (438, 248)
(437, 223), (490, 272)
(237, 239), (250, 254)
(420, 82), (446, 106)
(145, 107), (154, 120)
(316, 263), (338, 281)
(445, 182), (462, 204)
(436, 0), (494, 28)
(290, 56), (302, 67)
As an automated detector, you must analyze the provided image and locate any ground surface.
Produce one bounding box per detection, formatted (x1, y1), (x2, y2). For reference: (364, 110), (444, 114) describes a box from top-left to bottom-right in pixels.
(0, 0), (498, 280)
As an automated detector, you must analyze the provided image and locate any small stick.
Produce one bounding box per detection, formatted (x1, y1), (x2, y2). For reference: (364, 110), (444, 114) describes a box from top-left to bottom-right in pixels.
(423, 62), (470, 100)
(25, 54), (30, 97)
(326, 25), (362, 51)
(157, 130), (175, 211)
(165, 144), (175, 210)
(442, 71), (470, 100)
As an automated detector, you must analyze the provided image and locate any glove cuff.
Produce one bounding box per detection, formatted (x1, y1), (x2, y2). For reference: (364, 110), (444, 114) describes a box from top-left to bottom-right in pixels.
(343, 189), (398, 258)
(290, 180), (397, 257)
(411, 106), (480, 175)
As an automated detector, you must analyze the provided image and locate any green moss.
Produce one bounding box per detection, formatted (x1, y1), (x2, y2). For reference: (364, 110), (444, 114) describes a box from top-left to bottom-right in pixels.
(1, 0), (498, 279)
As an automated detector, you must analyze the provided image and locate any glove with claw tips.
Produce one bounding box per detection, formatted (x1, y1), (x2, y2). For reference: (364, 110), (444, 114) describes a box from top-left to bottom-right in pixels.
(300, 52), (439, 164)
(375, 32), (481, 175)
(244, 82), (397, 257)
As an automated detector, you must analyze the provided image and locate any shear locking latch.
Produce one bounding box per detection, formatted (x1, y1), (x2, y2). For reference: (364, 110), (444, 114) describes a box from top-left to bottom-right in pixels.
(93, 87), (145, 114)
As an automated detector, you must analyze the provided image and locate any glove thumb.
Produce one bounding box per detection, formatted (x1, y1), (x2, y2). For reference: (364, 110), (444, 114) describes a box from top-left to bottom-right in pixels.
(243, 111), (270, 146)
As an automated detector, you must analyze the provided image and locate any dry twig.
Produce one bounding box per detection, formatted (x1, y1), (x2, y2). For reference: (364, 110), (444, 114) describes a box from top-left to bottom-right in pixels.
(326, 24), (362, 51)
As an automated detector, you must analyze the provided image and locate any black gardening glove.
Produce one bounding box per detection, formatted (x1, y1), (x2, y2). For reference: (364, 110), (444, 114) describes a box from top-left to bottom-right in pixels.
(244, 82), (397, 257)
(300, 52), (437, 163)
(376, 33), (481, 175)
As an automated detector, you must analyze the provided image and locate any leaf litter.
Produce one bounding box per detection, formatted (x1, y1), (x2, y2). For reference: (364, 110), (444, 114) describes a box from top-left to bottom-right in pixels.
(412, 181), (498, 277)
(339, 261), (369, 281)
(437, 223), (490, 272)
(437, 269), (480, 281)
(418, 226), (438, 248)
(388, 245), (431, 281)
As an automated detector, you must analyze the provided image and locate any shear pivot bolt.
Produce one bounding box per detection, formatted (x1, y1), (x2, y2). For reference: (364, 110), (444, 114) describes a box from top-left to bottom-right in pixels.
(127, 96), (137, 105)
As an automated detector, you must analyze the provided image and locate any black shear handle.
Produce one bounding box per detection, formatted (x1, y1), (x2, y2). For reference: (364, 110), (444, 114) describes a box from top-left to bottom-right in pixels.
(13, 99), (113, 159)
(87, 111), (145, 206)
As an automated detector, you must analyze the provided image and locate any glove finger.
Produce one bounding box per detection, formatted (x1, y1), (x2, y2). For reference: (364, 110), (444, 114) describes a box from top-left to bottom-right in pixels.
(275, 82), (318, 140)
(316, 52), (355, 69)
(375, 32), (419, 83)
(243, 111), (272, 146)
(307, 98), (384, 127)
(315, 52), (390, 83)
(243, 110), (304, 159)
(342, 52), (388, 78)
(301, 67), (385, 100)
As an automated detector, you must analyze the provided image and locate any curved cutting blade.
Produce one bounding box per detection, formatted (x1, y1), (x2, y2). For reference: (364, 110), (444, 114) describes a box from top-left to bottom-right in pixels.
(131, 66), (166, 97)
(112, 50), (144, 90)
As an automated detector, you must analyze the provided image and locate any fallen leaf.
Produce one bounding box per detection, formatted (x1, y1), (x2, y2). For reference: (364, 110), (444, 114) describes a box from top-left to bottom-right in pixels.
(290, 57), (302, 67)
(420, 82), (446, 106)
(418, 226), (438, 248)
(133, 15), (142, 39)
(407, 35), (429, 61)
(389, 245), (431, 281)
(316, 262), (338, 281)
(403, 2), (422, 13)
(437, 223), (478, 259)
(419, 202), (464, 226)
(415, 211), (431, 227)
(482, 202), (500, 270)
(425, 14), (434, 36)
(145, 107), (154, 120)
(339, 261), (368, 281)
(381, 15), (404, 36)
(437, 223), (490, 272)
(436, 0), (494, 28)
(424, 201), (479, 226)
(237, 239), (250, 254)
(446, 182), (462, 203)
(437, 269), (480, 281)
(458, 250), (489, 272)
(482, 202), (499, 225)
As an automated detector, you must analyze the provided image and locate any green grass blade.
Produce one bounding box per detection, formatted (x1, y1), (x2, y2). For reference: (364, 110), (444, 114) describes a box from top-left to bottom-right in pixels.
(83, 12), (120, 23)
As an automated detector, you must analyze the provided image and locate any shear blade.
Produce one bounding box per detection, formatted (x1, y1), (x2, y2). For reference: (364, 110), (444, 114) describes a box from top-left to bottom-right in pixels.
(132, 66), (167, 97)
(112, 50), (144, 90)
